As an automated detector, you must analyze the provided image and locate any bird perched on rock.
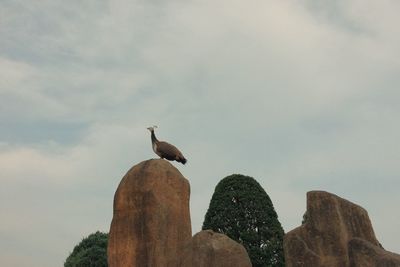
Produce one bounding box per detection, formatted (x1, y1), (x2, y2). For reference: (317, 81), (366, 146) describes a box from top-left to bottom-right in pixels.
(147, 126), (187, 164)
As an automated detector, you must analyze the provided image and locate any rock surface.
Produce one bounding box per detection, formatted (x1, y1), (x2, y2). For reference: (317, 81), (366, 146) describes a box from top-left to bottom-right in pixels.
(107, 159), (191, 267)
(178, 230), (252, 267)
(284, 191), (382, 267)
(348, 238), (400, 267)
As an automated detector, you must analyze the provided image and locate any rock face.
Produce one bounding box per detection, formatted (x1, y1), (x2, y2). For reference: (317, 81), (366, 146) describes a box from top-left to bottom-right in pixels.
(107, 159), (191, 267)
(348, 238), (400, 267)
(178, 230), (252, 267)
(284, 191), (394, 267)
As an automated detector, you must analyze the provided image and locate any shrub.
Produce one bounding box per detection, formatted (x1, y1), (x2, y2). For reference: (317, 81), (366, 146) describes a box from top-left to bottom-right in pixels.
(64, 231), (108, 267)
(202, 174), (285, 267)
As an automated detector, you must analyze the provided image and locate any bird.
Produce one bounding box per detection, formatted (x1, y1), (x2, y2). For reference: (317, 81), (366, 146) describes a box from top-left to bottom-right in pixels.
(147, 125), (187, 164)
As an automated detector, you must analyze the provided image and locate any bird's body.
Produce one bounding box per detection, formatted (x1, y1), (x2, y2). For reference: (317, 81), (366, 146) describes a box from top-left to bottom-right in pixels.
(147, 126), (187, 164)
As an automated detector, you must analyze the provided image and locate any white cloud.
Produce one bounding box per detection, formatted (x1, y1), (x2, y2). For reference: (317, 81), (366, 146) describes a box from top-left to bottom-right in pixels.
(1, 0), (400, 266)
(0, 122), (151, 266)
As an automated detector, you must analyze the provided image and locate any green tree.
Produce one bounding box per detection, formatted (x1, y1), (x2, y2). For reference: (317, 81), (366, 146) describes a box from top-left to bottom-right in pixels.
(65, 231), (108, 267)
(202, 174), (285, 267)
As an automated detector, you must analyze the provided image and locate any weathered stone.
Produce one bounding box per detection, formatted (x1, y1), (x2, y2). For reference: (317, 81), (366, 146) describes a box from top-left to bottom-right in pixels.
(107, 159), (191, 267)
(178, 230), (252, 267)
(284, 191), (380, 267)
(349, 238), (400, 267)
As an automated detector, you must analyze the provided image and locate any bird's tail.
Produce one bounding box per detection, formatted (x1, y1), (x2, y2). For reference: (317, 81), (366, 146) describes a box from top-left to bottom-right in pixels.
(178, 157), (187, 165)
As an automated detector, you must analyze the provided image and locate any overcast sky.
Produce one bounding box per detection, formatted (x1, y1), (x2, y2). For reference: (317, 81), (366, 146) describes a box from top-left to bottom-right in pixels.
(1, 0), (400, 266)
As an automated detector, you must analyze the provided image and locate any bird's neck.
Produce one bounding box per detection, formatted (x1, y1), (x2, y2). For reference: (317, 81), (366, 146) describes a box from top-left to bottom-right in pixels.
(151, 130), (159, 143)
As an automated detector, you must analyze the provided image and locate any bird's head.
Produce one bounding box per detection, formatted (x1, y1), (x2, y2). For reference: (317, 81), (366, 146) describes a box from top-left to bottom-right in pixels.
(147, 125), (158, 132)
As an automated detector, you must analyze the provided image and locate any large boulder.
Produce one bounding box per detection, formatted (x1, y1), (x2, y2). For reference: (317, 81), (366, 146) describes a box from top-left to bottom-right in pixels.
(348, 238), (400, 267)
(107, 159), (191, 267)
(284, 191), (380, 267)
(178, 230), (252, 267)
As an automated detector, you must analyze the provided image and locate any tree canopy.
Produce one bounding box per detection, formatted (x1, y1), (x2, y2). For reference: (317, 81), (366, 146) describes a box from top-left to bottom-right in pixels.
(202, 174), (285, 267)
(64, 231), (108, 267)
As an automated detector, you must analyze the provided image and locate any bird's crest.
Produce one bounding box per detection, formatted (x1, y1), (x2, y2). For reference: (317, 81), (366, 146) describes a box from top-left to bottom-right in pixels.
(147, 125), (158, 131)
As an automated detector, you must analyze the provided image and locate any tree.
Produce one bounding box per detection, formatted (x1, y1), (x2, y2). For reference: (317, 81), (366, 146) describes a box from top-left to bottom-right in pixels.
(202, 174), (285, 267)
(65, 231), (108, 267)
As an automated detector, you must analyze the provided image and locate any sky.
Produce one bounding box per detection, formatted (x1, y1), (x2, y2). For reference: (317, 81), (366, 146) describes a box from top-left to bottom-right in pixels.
(1, 0), (400, 266)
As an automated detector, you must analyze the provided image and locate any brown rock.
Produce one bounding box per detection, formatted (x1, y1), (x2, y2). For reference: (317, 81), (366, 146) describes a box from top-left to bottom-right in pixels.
(348, 238), (400, 267)
(284, 191), (380, 267)
(178, 230), (252, 267)
(107, 159), (191, 267)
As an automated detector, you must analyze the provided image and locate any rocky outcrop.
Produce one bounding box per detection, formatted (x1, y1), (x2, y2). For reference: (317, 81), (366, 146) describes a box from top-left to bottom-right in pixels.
(107, 159), (191, 267)
(348, 238), (400, 267)
(178, 230), (252, 267)
(284, 191), (394, 267)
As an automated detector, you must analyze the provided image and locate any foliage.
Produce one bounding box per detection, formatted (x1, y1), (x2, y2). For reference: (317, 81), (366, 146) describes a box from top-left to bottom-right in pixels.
(202, 174), (285, 267)
(302, 210), (308, 224)
(64, 231), (108, 267)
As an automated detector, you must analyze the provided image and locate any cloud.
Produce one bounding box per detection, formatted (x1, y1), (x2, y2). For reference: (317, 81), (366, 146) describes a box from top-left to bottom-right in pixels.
(0, 122), (151, 266)
(1, 0), (400, 266)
